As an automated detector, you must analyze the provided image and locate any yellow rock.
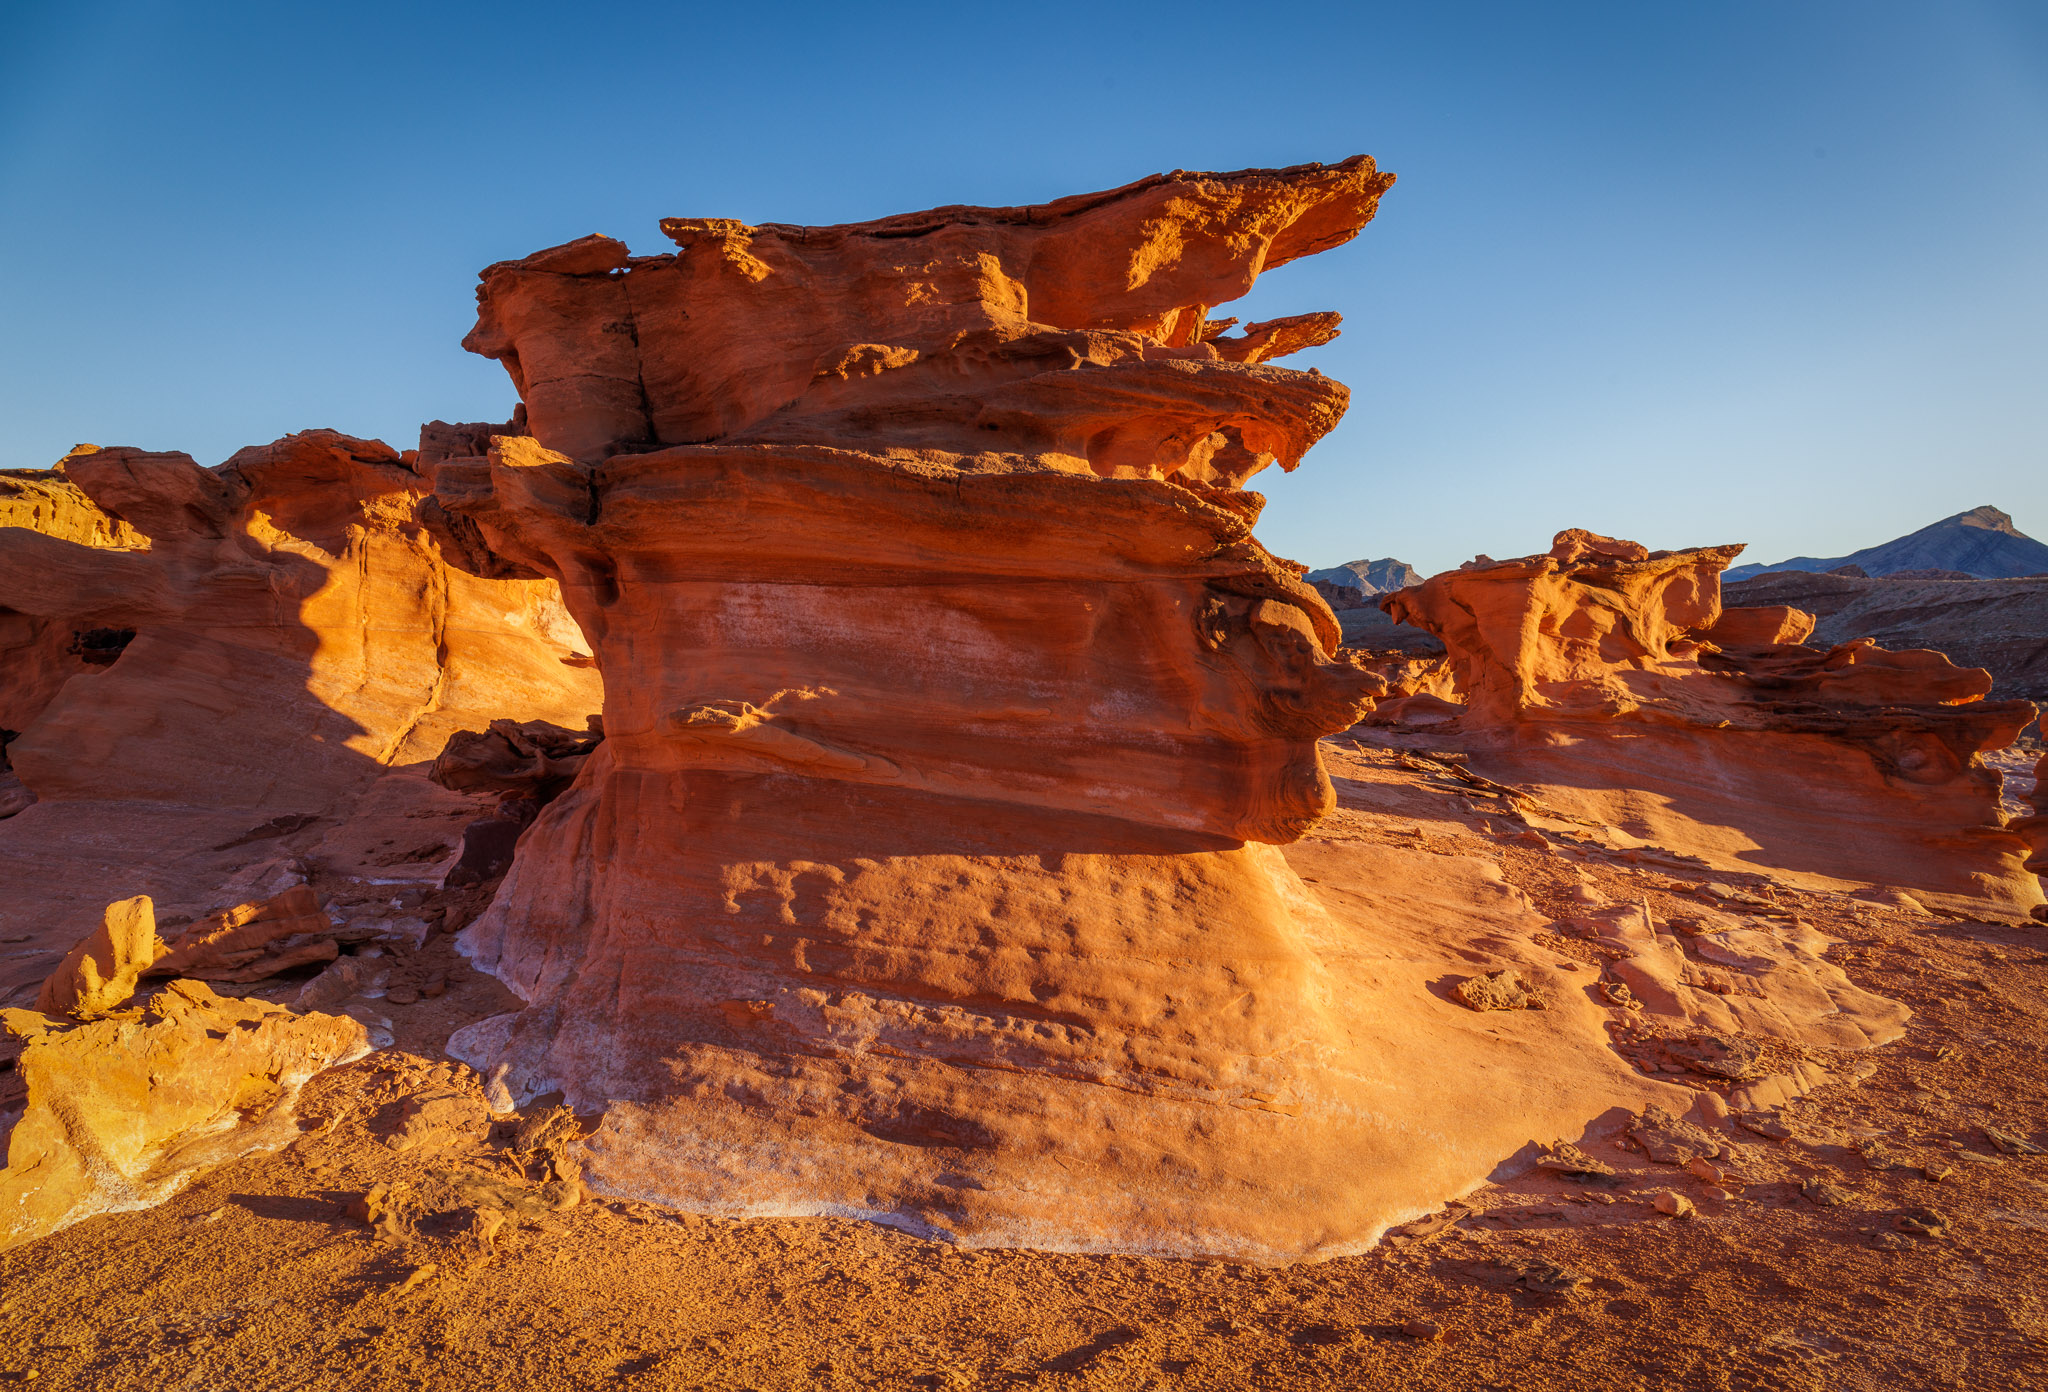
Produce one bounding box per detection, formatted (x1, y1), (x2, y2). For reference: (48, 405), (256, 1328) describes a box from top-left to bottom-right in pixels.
(33, 896), (162, 1018)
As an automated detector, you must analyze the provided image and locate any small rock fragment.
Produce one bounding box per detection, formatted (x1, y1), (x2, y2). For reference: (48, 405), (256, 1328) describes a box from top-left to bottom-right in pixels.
(459, 1205), (508, 1248)
(385, 1088), (491, 1154)
(1385, 1214), (1457, 1245)
(1801, 1179), (1854, 1208)
(1401, 1320), (1444, 1342)
(506, 1103), (581, 1175)
(1894, 1207), (1947, 1239)
(481, 1063), (517, 1113)
(1653, 1191), (1695, 1218)
(1451, 969), (1547, 1012)
(1629, 1105), (1724, 1165)
(1735, 1110), (1795, 1143)
(1536, 1141), (1615, 1178)
(349, 1182), (417, 1242)
(1982, 1126), (2044, 1157)
(1510, 1258), (1589, 1296)
(394, 1262), (437, 1294)
(1600, 980), (1642, 1010)
(1662, 1034), (1766, 1082)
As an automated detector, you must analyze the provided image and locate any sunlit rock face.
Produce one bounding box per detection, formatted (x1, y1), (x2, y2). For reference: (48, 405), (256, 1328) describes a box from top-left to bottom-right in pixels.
(1381, 530), (2043, 915)
(460, 159), (1383, 471)
(430, 159), (1697, 1261)
(0, 981), (370, 1252)
(0, 430), (603, 982)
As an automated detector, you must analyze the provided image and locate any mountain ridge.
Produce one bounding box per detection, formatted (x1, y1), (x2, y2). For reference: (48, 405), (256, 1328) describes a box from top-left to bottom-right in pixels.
(1724, 505), (2048, 581)
(1304, 557), (1420, 596)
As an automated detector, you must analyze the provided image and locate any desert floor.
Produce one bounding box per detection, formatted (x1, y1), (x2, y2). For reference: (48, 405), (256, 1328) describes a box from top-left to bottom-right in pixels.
(3, 737), (2044, 1392)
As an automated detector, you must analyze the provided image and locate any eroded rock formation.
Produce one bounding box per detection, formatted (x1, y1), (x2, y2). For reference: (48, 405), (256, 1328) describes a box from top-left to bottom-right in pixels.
(394, 157), (1708, 1261)
(1379, 531), (2042, 913)
(2018, 749), (2048, 907)
(0, 429), (603, 1000)
(461, 159), (1388, 471)
(1722, 566), (2048, 707)
(0, 157), (1948, 1267)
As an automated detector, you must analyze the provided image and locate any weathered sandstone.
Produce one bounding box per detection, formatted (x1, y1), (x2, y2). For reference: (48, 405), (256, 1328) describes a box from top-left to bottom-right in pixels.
(34, 896), (161, 1018)
(2017, 748), (2048, 901)
(0, 453), (145, 771)
(1379, 530), (2041, 913)
(412, 159), (1736, 1262)
(149, 881), (338, 983)
(0, 981), (368, 1250)
(0, 429), (602, 1003)
(0, 158), (1939, 1269)
(462, 159), (1391, 469)
(1722, 567), (2048, 707)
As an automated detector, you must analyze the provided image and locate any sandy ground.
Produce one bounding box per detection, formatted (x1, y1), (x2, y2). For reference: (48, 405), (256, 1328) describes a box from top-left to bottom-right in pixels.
(2, 742), (2046, 1391)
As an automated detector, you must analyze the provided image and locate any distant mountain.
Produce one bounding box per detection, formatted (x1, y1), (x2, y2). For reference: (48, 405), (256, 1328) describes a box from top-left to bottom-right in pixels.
(1306, 557), (1438, 649)
(1305, 557), (1420, 597)
(1724, 506), (2048, 582)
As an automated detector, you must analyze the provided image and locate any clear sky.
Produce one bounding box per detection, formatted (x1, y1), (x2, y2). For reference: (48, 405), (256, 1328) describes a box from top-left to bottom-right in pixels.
(3, 1), (2044, 576)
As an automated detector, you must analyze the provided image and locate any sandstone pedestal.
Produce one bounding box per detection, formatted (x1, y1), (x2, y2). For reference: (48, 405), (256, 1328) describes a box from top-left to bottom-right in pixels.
(434, 162), (1691, 1259)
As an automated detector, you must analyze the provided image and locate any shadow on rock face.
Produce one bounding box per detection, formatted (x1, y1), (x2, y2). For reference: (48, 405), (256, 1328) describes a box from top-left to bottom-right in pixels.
(0, 430), (603, 1008)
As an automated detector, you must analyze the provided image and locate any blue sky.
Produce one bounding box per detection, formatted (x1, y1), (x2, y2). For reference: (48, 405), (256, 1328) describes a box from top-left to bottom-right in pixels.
(2, 1), (2043, 575)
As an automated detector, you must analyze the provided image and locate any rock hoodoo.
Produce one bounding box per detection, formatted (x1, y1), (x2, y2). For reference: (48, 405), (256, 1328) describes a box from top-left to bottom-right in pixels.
(1379, 530), (2042, 913)
(420, 159), (1677, 1260)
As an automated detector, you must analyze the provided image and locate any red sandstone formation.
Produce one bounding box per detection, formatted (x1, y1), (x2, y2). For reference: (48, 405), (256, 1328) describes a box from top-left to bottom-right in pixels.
(462, 159), (1388, 474)
(0, 160), (1940, 1269)
(0, 431), (599, 1248)
(1379, 531), (2042, 913)
(406, 158), (1727, 1261)
(0, 430), (602, 1003)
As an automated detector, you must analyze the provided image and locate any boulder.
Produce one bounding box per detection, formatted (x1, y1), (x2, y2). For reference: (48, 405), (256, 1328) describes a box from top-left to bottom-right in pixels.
(34, 895), (161, 1018)
(0, 981), (368, 1250)
(150, 882), (334, 982)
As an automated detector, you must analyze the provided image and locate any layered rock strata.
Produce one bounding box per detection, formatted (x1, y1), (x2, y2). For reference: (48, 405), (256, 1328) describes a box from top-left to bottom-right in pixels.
(1379, 531), (2042, 912)
(420, 158), (1692, 1260)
